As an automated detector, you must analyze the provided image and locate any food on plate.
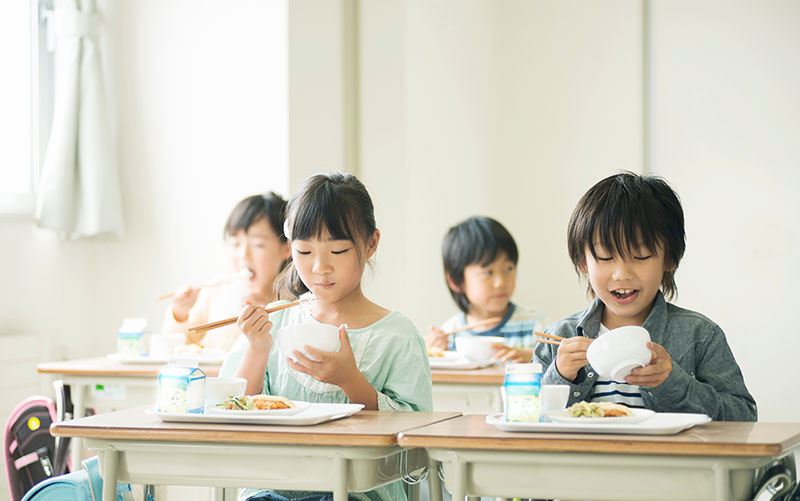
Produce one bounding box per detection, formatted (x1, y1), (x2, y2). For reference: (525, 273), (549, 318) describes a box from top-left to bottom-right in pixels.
(171, 343), (206, 356)
(566, 401), (633, 418)
(427, 347), (447, 358)
(216, 395), (295, 411)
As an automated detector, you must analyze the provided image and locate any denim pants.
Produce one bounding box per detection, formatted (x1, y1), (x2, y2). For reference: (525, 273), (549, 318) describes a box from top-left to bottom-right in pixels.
(246, 494), (335, 501)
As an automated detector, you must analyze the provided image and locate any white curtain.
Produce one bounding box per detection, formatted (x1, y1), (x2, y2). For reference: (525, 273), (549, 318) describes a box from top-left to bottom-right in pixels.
(35, 0), (123, 239)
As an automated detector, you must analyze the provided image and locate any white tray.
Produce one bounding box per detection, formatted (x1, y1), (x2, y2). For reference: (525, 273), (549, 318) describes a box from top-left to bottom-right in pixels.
(153, 402), (364, 426)
(428, 354), (495, 370)
(108, 352), (225, 365)
(486, 412), (710, 435)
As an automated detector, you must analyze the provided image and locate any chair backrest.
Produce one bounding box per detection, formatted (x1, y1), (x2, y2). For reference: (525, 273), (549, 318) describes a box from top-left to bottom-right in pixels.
(3, 396), (64, 501)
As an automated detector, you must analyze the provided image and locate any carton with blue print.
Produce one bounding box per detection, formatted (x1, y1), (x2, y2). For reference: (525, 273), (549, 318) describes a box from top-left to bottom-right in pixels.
(157, 361), (206, 414)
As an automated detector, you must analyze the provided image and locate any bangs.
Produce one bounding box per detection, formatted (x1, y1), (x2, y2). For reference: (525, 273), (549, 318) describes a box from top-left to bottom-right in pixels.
(225, 203), (266, 237)
(289, 182), (363, 244)
(585, 196), (666, 260)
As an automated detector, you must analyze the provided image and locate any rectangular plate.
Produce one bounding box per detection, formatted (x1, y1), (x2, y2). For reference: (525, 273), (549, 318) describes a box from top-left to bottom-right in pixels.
(153, 403), (364, 426)
(486, 412), (710, 435)
(107, 352), (225, 364)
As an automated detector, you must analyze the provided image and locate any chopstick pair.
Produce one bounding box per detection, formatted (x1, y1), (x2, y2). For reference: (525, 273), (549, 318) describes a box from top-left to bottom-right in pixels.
(187, 294), (316, 333)
(535, 332), (564, 346)
(445, 316), (503, 336)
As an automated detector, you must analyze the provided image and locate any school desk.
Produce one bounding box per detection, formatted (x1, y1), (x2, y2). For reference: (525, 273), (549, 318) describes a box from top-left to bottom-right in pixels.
(37, 356), (221, 467)
(430, 366), (504, 414)
(50, 407), (460, 501)
(397, 414), (800, 501)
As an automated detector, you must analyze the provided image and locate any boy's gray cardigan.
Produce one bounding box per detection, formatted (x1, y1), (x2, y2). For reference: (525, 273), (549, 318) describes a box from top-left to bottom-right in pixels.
(533, 292), (757, 421)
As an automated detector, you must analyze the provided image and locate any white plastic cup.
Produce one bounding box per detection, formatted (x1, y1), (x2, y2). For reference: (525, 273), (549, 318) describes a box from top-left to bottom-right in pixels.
(539, 384), (570, 421)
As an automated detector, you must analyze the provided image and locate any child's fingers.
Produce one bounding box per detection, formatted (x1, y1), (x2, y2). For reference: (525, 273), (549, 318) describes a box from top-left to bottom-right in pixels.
(338, 324), (351, 353)
(290, 349), (319, 368)
(286, 356), (310, 375)
(302, 345), (327, 362)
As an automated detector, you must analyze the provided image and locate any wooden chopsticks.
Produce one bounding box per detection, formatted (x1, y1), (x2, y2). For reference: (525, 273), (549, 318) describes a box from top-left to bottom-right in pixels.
(445, 317), (503, 336)
(535, 332), (564, 346)
(187, 296), (314, 333)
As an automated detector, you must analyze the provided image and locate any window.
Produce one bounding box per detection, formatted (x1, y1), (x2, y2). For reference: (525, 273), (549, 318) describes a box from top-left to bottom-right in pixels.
(0, 1), (51, 217)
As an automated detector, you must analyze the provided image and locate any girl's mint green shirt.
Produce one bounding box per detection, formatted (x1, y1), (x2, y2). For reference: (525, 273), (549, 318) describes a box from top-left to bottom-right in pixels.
(219, 301), (433, 500)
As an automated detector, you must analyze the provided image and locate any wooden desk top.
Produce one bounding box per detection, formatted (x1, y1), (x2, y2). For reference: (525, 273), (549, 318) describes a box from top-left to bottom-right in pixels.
(51, 407), (460, 447)
(40, 358), (501, 384)
(37, 357), (221, 377)
(397, 414), (800, 457)
(430, 365), (504, 384)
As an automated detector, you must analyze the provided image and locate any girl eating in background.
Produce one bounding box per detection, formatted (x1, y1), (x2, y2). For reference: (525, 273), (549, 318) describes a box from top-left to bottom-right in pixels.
(227, 172), (432, 501)
(425, 216), (546, 363)
(162, 192), (290, 352)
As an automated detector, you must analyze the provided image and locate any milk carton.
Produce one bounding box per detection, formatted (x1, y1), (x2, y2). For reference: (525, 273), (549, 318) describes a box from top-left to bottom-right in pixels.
(157, 361), (206, 414)
(117, 318), (149, 356)
(503, 363), (542, 422)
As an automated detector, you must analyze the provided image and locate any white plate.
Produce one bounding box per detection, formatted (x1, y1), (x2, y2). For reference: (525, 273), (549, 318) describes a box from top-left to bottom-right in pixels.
(546, 408), (655, 424)
(486, 412), (710, 435)
(154, 402), (363, 426)
(428, 353), (495, 370)
(108, 352), (225, 364)
(206, 400), (312, 416)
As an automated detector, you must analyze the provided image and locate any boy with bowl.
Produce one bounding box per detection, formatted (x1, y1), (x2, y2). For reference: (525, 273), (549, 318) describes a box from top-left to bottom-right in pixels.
(425, 216), (546, 363)
(533, 172), (756, 421)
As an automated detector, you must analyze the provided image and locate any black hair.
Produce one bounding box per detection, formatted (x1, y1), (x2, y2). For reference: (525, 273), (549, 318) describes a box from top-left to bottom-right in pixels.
(280, 172), (377, 298)
(223, 192), (287, 243)
(567, 171), (686, 300)
(442, 216), (519, 313)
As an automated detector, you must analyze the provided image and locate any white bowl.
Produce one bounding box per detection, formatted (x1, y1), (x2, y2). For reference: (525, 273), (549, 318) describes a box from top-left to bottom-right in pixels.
(149, 333), (187, 357)
(586, 326), (651, 381)
(275, 323), (340, 362)
(454, 336), (505, 363)
(204, 377), (247, 407)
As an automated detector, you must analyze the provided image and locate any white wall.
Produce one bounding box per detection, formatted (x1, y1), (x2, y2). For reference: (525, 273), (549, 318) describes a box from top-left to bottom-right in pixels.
(361, 0), (643, 333)
(650, 0), (800, 420)
(0, 0), (288, 361)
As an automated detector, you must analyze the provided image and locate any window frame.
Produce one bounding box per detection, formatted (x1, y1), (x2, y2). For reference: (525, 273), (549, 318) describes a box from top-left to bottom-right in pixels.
(0, 0), (50, 218)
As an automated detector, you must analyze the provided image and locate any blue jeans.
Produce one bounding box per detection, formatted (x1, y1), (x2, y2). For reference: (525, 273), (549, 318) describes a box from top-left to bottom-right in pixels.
(246, 494), (335, 501)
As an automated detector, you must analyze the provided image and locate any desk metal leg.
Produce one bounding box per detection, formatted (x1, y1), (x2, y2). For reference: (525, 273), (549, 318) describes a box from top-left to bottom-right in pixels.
(71, 383), (87, 468)
(428, 459), (443, 501)
(451, 461), (467, 500)
(333, 455), (348, 501)
(103, 450), (120, 501)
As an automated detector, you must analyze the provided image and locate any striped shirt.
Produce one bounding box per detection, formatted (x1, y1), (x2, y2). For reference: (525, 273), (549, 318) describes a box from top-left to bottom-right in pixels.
(590, 324), (645, 408)
(441, 303), (547, 351)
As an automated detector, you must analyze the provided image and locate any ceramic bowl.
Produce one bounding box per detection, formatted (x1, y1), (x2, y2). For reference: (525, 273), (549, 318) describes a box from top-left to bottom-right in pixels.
(204, 377), (247, 406)
(275, 323), (340, 362)
(149, 333), (187, 357)
(586, 325), (651, 381)
(454, 336), (505, 363)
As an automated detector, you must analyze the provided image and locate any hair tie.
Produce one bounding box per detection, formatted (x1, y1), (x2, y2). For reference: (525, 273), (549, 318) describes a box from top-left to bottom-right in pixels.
(283, 219), (291, 240)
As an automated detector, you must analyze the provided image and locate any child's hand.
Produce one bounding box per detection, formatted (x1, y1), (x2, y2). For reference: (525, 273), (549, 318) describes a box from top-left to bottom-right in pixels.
(288, 325), (359, 388)
(171, 285), (201, 322)
(555, 336), (593, 382)
(491, 344), (532, 363)
(425, 326), (449, 351)
(237, 303), (274, 354)
(626, 341), (672, 387)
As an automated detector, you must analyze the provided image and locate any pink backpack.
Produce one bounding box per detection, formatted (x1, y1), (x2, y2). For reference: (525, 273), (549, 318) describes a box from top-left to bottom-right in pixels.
(4, 396), (69, 501)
